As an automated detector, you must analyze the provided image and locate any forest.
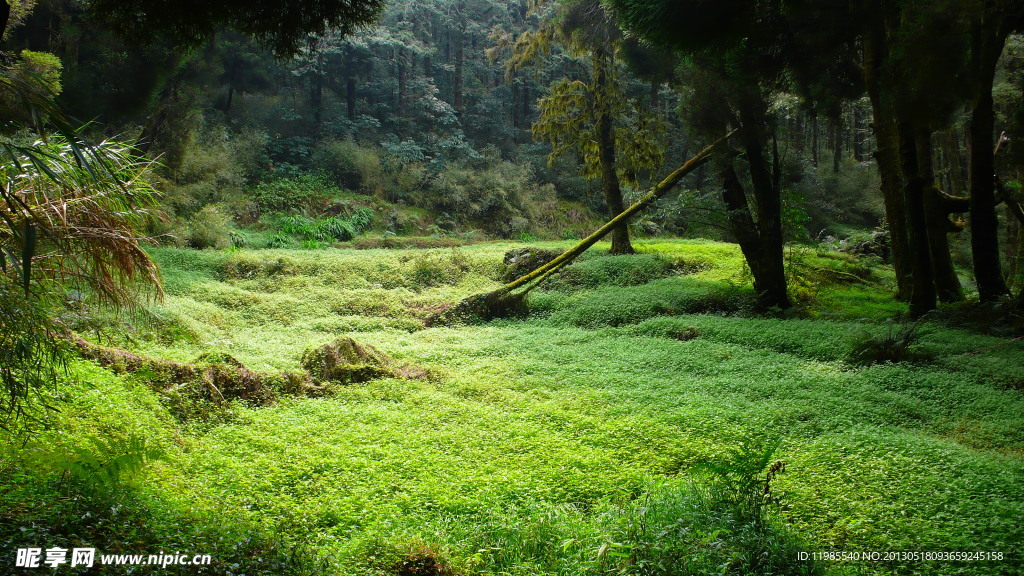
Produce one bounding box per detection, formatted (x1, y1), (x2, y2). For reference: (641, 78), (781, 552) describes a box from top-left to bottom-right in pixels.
(1, 0), (1023, 574)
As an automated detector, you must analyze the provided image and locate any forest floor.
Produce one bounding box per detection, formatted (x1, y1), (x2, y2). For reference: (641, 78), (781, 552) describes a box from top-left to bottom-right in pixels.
(2, 240), (1022, 575)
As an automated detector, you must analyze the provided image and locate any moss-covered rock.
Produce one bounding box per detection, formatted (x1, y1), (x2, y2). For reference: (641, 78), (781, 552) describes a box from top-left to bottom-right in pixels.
(300, 337), (397, 384)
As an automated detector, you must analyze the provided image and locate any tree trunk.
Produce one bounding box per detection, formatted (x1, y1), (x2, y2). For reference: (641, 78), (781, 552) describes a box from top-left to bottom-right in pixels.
(864, 27), (912, 299)
(968, 20), (1011, 301)
(453, 28), (464, 116)
(811, 113), (819, 167)
(833, 121), (843, 173)
(736, 87), (790, 309)
(0, 1), (10, 40)
(852, 103), (863, 162)
(346, 77), (356, 120)
(897, 119), (937, 317)
(595, 57), (633, 255)
(918, 128), (964, 302)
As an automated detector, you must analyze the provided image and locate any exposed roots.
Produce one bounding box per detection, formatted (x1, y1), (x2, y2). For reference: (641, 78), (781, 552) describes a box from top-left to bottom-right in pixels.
(425, 289), (529, 327)
(73, 337), (322, 406)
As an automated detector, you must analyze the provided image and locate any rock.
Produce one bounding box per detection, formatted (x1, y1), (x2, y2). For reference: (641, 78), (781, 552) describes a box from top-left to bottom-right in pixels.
(300, 337), (397, 384)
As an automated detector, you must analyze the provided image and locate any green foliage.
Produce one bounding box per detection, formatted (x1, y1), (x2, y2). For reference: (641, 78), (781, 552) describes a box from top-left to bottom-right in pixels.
(545, 253), (675, 290)
(14, 50), (63, 96)
(89, 0), (386, 57)
(251, 173), (333, 214)
(184, 204), (234, 249)
(40, 433), (164, 493)
(5, 241), (1023, 576)
(275, 207), (375, 244)
(847, 320), (932, 366)
(0, 277), (64, 429)
(313, 139), (386, 195)
(417, 160), (551, 238)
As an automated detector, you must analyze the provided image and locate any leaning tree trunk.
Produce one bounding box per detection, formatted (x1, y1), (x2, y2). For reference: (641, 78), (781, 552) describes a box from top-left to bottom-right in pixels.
(426, 132), (735, 326)
(595, 55), (634, 255)
(968, 19), (1011, 301)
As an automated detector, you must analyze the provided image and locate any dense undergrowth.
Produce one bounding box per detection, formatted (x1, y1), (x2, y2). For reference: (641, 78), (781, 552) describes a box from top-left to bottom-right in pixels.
(2, 240), (1022, 575)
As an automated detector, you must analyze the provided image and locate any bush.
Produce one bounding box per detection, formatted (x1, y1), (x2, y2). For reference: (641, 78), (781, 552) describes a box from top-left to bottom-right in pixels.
(184, 205), (233, 249)
(601, 438), (819, 576)
(312, 139), (385, 196)
(545, 254), (676, 291)
(413, 160), (550, 238)
(250, 173), (334, 214)
(274, 207), (375, 243)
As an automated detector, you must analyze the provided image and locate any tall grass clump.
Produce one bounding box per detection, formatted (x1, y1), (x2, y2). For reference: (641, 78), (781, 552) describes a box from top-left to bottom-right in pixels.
(847, 320), (932, 366)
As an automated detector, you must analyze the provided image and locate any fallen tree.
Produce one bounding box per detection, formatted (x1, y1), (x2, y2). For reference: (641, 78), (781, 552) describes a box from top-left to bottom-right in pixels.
(427, 132), (736, 326)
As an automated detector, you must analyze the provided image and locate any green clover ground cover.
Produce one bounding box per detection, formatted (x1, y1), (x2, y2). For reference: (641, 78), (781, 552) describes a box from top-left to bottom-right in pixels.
(1, 240), (1021, 575)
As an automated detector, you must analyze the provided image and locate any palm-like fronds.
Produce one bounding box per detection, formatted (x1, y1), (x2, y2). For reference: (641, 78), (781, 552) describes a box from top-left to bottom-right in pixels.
(0, 135), (163, 307)
(1, 64), (164, 428)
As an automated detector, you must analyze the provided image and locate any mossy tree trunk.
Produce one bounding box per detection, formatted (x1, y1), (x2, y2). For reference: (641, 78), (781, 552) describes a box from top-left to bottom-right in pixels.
(968, 15), (1012, 302)
(595, 54), (634, 255)
(864, 27), (912, 301)
(731, 84), (791, 310)
(918, 128), (964, 303)
(429, 133), (734, 325)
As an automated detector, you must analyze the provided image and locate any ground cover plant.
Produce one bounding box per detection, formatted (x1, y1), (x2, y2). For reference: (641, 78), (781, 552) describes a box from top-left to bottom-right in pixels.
(1, 240), (1021, 575)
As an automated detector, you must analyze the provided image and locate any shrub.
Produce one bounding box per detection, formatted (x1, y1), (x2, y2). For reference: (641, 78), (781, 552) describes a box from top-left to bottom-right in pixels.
(250, 173), (333, 214)
(601, 439), (819, 576)
(545, 254), (675, 291)
(274, 207), (375, 243)
(312, 139), (385, 196)
(847, 320), (932, 366)
(413, 160), (549, 238)
(185, 205), (233, 249)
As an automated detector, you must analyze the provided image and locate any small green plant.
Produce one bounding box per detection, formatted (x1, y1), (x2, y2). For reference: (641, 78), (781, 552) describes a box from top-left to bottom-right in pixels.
(40, 433), (164, 495)
(847, 320), (931, 365)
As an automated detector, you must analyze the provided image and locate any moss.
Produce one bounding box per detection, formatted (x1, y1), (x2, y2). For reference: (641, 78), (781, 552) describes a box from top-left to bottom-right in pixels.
(300, 337), (410, 384)
(502, 247), (561, 282)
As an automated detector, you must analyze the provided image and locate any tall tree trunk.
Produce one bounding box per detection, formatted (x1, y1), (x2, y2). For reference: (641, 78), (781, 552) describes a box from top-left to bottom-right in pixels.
(864, 27), (912, 299)
(522, 84), (530, 123)
(0, 1), (10, 40)
(737, 87), (790, 309)
(968, 19), (1011, 301)
(346, 77), (356, 120)
(397, 52), (408, 135)
(453, 28), (465, 116)
(897, 118), (937, 317)
(811, 113), (819, 167)
(918, 128), (964, 302)
(852, 103), (863, 162)
(511, 82), (520, 129)
(594, 57), (633, 255)
(833, 121), (843, 173)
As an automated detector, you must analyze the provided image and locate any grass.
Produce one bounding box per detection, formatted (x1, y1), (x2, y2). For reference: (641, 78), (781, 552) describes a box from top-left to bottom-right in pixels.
(2, 239), (1022, 575)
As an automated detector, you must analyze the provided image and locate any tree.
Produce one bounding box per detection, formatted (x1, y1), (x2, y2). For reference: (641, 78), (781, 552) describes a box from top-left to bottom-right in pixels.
(611, 0), (793, 308)
(963, 0), (1024, 301)
(58, 0), (385, 57)
(497, 0), (664, 254)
